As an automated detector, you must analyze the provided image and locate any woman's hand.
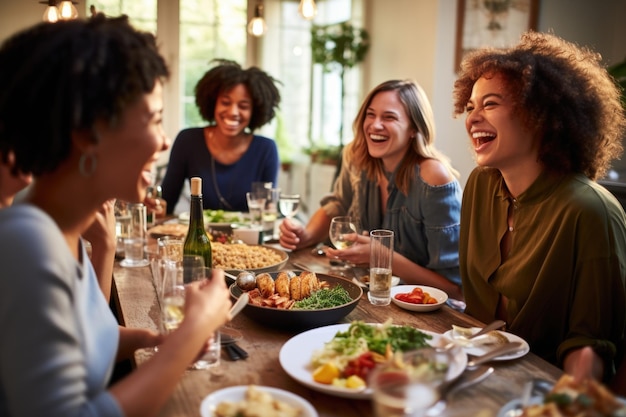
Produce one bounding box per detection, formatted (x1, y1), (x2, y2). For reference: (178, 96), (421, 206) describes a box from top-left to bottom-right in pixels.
(325, 232), (370, 266)
(279, 218), (305, 250)
(183, 269), (232, 340)
(83, 199), (117, 250)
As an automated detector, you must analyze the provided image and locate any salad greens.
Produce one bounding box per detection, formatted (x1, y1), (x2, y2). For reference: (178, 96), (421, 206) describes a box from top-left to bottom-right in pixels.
(293, 286), (352, 310)
(203, 209), (242, 224)
(331, 321), (432, 356)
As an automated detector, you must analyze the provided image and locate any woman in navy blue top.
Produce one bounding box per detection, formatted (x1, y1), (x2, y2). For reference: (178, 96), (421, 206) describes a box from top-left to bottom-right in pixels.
(161, 59), (281, 213)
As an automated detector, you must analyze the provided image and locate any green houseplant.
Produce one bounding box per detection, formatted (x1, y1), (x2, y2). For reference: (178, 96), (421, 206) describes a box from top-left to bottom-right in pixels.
(309, 21), (370, 155)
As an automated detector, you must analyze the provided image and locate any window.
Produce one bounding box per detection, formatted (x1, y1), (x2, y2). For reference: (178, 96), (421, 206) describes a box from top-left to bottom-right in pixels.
(89, 0), (362, 162)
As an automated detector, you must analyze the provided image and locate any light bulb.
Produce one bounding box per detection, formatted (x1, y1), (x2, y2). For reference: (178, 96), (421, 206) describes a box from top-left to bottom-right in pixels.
(247, 17), (267, 37)
(247, 4), (267, 37)
(298, 0), (317, 20)
(58, 1), (78, 20)
(43, 5), (60, 23)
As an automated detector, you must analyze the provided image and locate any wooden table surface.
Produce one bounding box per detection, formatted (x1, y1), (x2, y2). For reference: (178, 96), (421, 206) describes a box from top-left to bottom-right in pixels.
(112, 243), (563, 417)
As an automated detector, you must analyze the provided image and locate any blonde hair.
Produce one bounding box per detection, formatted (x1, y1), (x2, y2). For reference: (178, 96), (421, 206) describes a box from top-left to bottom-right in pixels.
(347, 79), (458, 194)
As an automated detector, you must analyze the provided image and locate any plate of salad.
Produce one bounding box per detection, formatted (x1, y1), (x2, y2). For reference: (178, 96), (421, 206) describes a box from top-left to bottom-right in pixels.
(178, 210), (243, 227)
(278, 321), (467, 399)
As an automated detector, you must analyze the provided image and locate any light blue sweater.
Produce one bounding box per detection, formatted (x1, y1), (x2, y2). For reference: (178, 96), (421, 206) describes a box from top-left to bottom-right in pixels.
(0, 205), (122, 417)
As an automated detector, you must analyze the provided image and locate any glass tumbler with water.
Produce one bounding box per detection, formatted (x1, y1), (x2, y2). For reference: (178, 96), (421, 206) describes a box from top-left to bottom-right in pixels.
(120, 203), (149, 267)
(368, 229), (394, 305)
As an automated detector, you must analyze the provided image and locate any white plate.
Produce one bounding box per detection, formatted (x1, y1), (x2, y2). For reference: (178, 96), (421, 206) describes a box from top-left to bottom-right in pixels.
(442, 327), (530, 361)
(199, 385), (318, 417)
(278, 323), (467, 400)
(497, 395), (544, 417)
(390, 285), (448, 312)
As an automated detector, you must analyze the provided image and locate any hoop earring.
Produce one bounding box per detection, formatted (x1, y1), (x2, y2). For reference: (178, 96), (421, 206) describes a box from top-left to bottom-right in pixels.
(79, 153), (97, 177)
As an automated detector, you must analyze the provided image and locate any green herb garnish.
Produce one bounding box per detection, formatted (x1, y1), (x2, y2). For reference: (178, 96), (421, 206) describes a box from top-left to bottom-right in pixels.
(292, 286), (352, 310)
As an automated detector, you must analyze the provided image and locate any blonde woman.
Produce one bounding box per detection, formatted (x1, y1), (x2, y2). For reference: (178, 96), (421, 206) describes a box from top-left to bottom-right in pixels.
(280, 79), (463, 299)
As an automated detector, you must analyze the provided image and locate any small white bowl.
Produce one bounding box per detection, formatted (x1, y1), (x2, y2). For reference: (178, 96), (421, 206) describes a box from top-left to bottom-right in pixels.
(390, 285), (448, 312)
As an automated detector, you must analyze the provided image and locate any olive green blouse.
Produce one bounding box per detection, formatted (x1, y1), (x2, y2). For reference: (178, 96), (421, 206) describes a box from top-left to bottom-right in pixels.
(460, 167), (626, 376)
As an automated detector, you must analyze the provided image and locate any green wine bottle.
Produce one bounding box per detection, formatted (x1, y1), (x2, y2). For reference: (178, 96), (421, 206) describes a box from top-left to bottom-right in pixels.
(183, 177), (212, 272)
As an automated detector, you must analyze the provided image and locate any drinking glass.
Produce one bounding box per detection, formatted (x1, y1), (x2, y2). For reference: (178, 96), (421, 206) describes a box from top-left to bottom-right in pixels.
(157, 236), (184, 263)
(328, 216), (358, 270)
(159, 260), (221, 370)
(120, 203), (149, 267)
(278, 193), (301, 220)
(114, 199), (130, 257)
(187, 266), (221, 370)
(368, 229), (394, 305)
(264, 187), (281, 239)
(370, 348), (452, 417)
(246, 191), (267, 229)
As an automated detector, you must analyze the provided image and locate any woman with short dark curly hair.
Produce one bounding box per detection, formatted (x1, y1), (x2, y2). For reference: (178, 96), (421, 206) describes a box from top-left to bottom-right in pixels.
(161, 59), (282, 213)
(454, 31), (626, 384)
(0, 16), (232, 417)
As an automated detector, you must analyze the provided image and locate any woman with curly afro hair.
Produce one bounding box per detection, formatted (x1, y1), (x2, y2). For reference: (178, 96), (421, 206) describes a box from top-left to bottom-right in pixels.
(161, 59), (282, 213)
(454, 31), (626, 385)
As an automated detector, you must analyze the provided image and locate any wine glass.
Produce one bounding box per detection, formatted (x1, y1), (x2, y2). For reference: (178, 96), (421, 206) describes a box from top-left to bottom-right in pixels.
(278, 193), (301, 220)
(328, 216), (358, 270)
(370, 347), (455, 417)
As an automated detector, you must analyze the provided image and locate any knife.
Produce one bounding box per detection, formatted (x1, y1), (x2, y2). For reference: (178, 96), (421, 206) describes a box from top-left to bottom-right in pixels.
(467, 341), (523, 367)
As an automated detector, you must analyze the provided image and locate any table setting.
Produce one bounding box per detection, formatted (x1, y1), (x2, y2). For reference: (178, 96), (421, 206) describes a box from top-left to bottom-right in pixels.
(108, 188), (575, 417)
(113, 236), (575, 417)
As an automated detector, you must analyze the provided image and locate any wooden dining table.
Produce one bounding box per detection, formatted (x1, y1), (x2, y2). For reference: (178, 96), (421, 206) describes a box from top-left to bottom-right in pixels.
(112, 241), (563, 417)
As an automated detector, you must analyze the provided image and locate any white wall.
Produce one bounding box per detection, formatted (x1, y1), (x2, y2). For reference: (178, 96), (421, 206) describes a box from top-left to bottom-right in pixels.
(362, 0), (626, 187)
(2, 0), (624, 188)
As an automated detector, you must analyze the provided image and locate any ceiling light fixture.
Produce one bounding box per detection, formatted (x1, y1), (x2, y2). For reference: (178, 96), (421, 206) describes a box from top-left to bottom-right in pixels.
(247, 3), (267, 37)
(298, 0), (317, 20)
(40, 0), (79, 23)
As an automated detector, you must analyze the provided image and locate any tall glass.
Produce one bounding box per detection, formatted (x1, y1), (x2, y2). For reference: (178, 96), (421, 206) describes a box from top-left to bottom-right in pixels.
(328, 216), (358, 270)
(120, 203), (149, 267)
(246, 190), (267, 229)
(368, 229), (394, 305)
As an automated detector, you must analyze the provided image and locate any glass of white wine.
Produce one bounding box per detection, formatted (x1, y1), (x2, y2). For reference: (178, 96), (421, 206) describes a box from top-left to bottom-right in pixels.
(328, 216), (358, 270)
(278, 193), (301, 220)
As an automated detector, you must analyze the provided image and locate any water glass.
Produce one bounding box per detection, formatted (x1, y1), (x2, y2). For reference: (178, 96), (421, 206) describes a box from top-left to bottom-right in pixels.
(246, 191), (267, 228)
(265, 187), (281, 239)
(120, 203), (149, 267)
(188, 266), (221, 369)
(368, 229), (394, 305)
(370, 348), (450, 417)
(157, 236), (184, 263)
(114, 199), (130, 256)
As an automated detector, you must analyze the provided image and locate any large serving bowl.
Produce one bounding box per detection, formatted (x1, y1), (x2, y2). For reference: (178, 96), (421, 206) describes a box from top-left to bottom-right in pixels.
(229, 271), (363, 330)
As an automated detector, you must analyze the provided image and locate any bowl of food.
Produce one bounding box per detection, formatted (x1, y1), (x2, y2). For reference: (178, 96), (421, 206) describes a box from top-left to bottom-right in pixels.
(229, 270), (363, 330)
(390, 285), (448, 312)
(211, 242), (289, 276)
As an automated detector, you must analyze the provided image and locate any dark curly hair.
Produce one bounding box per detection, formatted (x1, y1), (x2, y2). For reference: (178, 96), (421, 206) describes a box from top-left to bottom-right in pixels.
(453, 31), (626, 180)
(0, 15), (169, 176)
(194, 59), (281, 130)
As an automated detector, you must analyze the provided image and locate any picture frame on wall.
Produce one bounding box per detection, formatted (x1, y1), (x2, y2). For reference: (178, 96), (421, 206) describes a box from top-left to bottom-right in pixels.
(455, 0), (540, 71)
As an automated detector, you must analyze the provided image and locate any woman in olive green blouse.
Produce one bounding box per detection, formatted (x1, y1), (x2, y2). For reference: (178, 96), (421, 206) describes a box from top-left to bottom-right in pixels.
(453, 31), (626, 384)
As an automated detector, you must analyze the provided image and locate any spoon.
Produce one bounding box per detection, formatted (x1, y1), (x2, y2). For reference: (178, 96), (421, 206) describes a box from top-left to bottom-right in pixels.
(229, 293), (249, 318)
(235, 271), (257, 291)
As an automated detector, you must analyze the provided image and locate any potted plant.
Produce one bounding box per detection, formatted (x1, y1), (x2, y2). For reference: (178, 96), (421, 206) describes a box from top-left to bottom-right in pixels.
(310, 21), (370, 149)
